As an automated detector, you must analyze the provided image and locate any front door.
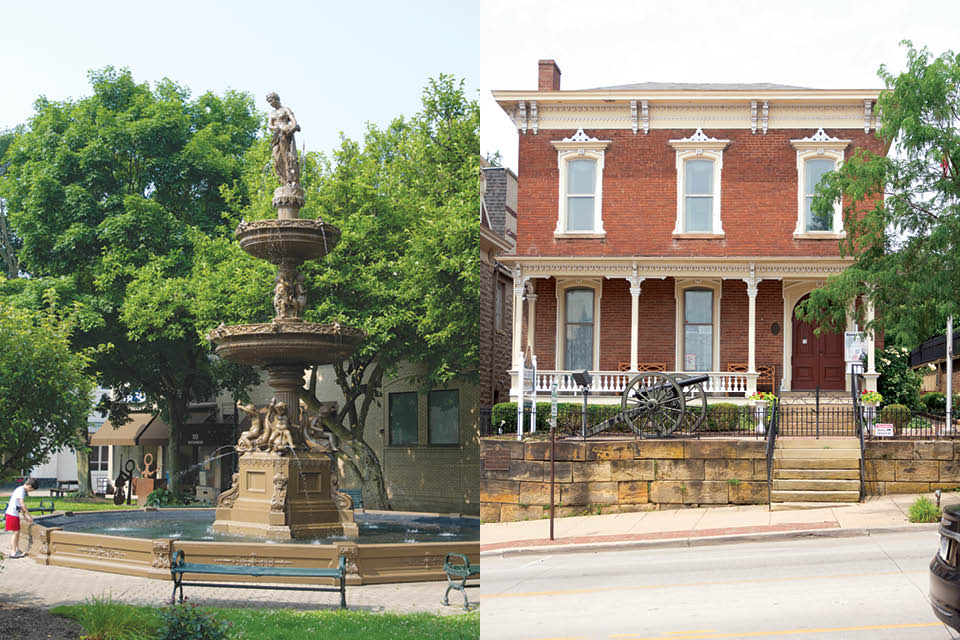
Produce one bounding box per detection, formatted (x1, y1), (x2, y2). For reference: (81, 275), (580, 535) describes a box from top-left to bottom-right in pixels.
(792, 296), (845, 390)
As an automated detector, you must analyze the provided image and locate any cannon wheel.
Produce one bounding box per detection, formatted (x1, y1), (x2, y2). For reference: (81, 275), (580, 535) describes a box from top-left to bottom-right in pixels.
(620, 372), (685, 437)
(674, 373), (708, 433)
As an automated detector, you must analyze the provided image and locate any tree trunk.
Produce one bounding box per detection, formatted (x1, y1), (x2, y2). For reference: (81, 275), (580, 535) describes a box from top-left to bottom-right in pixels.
(74, 430), (93, 498)
(339, 438), (390, 510)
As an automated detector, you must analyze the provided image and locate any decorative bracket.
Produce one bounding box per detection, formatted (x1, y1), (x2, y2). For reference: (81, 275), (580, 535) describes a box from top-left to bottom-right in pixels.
(530, 101), (538, 135)
(630, 100), (638, 135)
(641, 100), (649, 134)
(761, 101), (769, 135)
(517, 101), (527, 134)
(751, 100), (758, 134)
(863, 99), (873, 133)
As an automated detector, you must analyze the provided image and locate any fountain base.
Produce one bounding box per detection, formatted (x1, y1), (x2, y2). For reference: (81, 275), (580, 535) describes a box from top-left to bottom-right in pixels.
(212, 450), (357, 540)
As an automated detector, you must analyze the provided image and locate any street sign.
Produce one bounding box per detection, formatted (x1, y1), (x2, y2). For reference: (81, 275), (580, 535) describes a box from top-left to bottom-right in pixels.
(874, 423), (894, 437)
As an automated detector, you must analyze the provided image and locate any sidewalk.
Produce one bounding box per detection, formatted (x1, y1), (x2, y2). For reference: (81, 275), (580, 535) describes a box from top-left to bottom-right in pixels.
(480, 491), (958, 556)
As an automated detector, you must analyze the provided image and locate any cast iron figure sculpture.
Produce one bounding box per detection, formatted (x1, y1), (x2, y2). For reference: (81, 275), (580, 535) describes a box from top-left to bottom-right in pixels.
(267, 92), (300, 186)
(113, 459), (136, 506)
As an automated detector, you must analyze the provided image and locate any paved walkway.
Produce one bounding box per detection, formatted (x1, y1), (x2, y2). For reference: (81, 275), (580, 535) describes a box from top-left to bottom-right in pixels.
(0, 533), (469, 615)
(481, 491), (959, 556)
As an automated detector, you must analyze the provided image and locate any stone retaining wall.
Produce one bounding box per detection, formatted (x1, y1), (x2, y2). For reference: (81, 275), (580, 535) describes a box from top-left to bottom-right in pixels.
(481, 437), (960, 523)
(864, 441), (960, 495)
(481, 438), (767, 523)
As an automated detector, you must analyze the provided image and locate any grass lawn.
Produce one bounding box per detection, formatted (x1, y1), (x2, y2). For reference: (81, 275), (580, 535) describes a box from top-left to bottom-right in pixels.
(51, 601), (480, 640)
(23, 495), (138, 512)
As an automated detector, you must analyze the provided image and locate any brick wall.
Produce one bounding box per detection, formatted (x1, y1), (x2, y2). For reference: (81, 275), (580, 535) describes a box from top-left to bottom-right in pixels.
(479, 258), (513, 407)
(516, 128), (884, 258)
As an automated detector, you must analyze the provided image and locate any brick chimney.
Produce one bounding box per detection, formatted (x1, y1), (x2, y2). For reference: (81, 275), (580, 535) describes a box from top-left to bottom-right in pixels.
(538, 59), (561, 91)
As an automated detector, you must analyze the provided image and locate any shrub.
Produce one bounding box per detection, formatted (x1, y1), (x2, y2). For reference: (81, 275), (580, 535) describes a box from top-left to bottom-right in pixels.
(158, 604), (231, 640)
(921, 392), (947, 413)
(907, 496), (942, 523)
(71, 595), (155, 640)
(876, 346), (922, 410)
(879, 404), (911, 431)
(705, 403), (743, 431)
(491, 402), (620, 435)
(146, 487), (175, 507)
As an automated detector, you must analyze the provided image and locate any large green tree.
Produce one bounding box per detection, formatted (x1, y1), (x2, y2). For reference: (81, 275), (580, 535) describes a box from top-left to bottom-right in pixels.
(0, 295), (97, 477)
(229, 76), (480, 508)
(0, 68), (262, 494)
(797, 43), (960, 346)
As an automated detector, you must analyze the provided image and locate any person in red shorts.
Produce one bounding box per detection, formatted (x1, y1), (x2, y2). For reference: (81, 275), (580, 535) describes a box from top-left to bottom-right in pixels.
(5, 478), (38, 558)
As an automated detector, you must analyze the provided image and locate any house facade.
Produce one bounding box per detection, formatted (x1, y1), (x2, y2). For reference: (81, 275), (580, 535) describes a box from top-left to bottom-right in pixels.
(494, 60), (884, 402)
(480, 159), (518, 409)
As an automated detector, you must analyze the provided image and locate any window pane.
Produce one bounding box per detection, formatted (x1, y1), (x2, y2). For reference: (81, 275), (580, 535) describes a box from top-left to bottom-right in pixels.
(685, 290), (712, 323)
(685, 196), (712, 231)
(566, 289), (594, 323)
(568, 159), (596, 195)
(565, 324), (594, 370)
(389, 392), (418, 445)
(805, 158), (834, 195)
(429, 390), (459, 445)
(805, 197), (832, 231)
(684, 325), (713, 371)
(685, 159), (713, 195)
(567, 196), (594, 231)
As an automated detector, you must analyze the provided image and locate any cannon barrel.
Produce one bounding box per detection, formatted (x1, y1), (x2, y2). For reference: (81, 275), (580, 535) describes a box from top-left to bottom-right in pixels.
(677, 374), (709, 388)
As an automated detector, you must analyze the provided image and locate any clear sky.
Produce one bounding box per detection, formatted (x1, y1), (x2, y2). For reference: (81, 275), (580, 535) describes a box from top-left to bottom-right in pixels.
(1, 1), (479, 157)
(481, 0), (960, 172)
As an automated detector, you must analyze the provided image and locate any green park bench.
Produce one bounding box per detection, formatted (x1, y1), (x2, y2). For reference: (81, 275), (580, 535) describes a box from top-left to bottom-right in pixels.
(442, 552), (479, 610)
(34, 499), (55, 515)
(170, 550), (347, 609)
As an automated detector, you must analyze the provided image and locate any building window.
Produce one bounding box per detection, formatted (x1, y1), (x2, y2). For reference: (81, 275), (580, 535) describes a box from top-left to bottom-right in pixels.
(428, 390), (459, 445)
(804, 158), (836, 231)
(388, 392), (418, 445)
(684, 159), (714, 232)
(564, 288), (594, 371)
(551, 129), (611, 237)
(89, 445), (108, 472)
(683, 289), (713, 371)
(495, 280), (506, 332)
(791, 128), (849, 238)
(670, 129), (729, 237)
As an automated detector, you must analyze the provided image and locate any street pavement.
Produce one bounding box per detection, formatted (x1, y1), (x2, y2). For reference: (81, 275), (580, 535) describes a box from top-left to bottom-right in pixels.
(481, 529), (956, 640)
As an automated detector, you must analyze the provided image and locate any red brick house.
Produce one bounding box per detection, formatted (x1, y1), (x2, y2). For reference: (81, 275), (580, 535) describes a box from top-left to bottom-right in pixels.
(494, 60), (884, 402)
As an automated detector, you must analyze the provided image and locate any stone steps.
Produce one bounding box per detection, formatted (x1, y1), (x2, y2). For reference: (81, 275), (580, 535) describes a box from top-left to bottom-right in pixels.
(770, 437), (862, 506)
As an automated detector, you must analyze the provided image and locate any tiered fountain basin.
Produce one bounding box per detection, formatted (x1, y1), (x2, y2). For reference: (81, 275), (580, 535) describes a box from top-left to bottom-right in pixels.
(235, 219), (341, 265)
(24, 509), (479, 586)
(208, 321), (365, 366)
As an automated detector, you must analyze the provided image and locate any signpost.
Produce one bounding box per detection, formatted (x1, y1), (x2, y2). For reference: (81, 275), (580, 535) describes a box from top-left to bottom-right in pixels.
(518, 351), (537, 441)
(550, 379), (557, 541)
(844, 331), (867, 374)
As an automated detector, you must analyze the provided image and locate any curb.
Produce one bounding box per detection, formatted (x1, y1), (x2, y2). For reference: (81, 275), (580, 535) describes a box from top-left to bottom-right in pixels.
(480, 523), (941, 558)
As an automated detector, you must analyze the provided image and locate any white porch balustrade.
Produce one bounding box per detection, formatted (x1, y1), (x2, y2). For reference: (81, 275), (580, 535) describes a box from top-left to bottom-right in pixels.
(533, 370), (749, 395)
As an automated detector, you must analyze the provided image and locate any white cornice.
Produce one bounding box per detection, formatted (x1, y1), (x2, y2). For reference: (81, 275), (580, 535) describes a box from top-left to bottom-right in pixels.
(492, 89), (883, 103)
(498, 255), (853, 280)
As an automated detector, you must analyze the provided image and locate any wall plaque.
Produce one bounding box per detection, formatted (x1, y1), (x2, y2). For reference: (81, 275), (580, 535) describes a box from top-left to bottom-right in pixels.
(483, 446), (511, 472)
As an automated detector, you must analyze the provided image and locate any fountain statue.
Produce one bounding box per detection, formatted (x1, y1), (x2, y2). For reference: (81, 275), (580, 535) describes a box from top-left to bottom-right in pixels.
(208, 94), (365, 539)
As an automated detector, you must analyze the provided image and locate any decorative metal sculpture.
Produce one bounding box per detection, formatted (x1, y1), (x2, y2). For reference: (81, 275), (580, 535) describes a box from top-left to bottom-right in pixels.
(141, 453), (155, 479)
(113, 459), (136, 506)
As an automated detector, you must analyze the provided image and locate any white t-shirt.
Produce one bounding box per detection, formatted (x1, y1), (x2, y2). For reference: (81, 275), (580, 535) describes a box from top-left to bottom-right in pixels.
(5, 486), (27, 517)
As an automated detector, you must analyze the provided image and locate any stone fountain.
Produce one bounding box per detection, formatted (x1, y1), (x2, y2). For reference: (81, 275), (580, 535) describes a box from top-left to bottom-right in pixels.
(207, 92), (364, 540)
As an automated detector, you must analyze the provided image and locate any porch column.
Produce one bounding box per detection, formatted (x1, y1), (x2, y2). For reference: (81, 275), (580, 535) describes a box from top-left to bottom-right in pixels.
(511, 269), (526, 369)
(864, 298), (879, 392)
(526, 292), (537, 355)
(744, 275), (759, 396)
(628, 274), (644, 371)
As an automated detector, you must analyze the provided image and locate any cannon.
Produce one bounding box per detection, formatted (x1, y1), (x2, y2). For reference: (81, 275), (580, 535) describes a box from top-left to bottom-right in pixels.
(582, 371), (709, 438)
